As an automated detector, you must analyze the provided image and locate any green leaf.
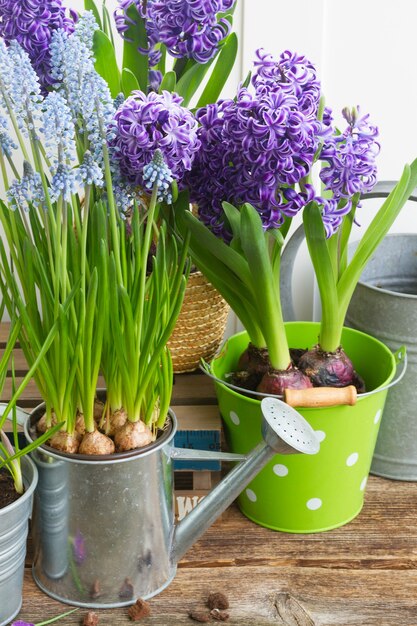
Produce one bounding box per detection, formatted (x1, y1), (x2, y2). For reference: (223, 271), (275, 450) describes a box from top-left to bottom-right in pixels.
(122, 4), (149, 92)
(182, 210), (252, 286)
(175, 60), (214, 107)
(93, 30), (121, 98)
(159, 70), (177, 93)
(84, 0), (102, 29)
(101, 3), (115, 44)
(196, 33), (238, 107)
(221, 201), (241, 239)
(338, 195), (359, 275)
(338, 159), (417, 313)
(187, 239), (264, 345)
(121, 68), (140, 97)
(241, 70), (252, 89)
(267, 229), (285, 276)
(173, 57), (191, 81)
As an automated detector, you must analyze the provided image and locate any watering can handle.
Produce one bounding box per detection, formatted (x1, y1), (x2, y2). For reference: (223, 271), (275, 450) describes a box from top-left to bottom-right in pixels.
(284, 385), (357, 408)
(280, 181), (417, 321)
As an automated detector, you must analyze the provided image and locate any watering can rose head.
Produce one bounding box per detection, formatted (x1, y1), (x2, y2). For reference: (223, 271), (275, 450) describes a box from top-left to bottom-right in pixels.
(180, 46), (417, 395)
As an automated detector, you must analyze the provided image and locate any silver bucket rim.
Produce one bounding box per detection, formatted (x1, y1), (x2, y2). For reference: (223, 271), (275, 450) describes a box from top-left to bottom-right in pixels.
(24, 404), (177, 465)
(352, 233), (417, 300)
(0, 455), (38, 515)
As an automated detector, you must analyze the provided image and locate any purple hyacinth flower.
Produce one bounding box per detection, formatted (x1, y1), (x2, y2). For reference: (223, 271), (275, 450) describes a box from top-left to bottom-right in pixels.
(186, 48), (325, 238)
(320, 106), (379, 204)
(11, 623), (34, 626)
(114, 0), (235, 65)
(148, 69), (162, 92)
(109, 90), (200, 188)
(0, 0), (75, 91)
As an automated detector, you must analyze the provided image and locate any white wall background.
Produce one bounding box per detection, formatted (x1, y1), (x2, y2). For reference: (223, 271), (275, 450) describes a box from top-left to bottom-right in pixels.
(237, 0), (417, 325)
(3, 0), (417, 327)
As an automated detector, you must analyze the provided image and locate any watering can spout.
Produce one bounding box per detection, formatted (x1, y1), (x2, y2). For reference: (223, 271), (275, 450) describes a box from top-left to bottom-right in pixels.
(171, 397), (320, 562)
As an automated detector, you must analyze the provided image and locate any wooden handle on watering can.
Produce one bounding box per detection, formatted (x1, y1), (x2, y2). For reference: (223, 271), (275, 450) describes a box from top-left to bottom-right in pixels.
(284, 385), (357, 408)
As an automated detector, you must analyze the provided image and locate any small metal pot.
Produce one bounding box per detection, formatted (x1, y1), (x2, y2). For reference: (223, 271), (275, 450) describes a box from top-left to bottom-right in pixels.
(0, 456), (38, 626)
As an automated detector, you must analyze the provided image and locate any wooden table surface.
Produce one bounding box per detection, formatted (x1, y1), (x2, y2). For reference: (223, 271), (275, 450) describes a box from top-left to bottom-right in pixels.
(2, 324), (416, 626)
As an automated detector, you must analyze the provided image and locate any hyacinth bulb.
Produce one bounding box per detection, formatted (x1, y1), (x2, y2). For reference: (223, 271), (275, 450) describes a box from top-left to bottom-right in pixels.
(237, 343), (270, 375)
(228, 343), (271, 390)
(297, 346), (365, 391)
(257, 366), (313, 395)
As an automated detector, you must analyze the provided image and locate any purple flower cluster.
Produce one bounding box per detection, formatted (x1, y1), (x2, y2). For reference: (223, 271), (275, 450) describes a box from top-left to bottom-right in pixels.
(114, 0), (235, 66)
(279, 106), (380, 237)
(0, 0), (75, 91)
(109, 90), (200, 189)
(252, 49), (321, 117)
(187, 49), (380, 239)
(187, 49), (323, 237)
(320, 106), (379, 203)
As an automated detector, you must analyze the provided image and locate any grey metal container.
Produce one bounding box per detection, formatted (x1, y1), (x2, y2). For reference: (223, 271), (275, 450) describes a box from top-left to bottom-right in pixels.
(27, 409), (179, 608)
(0, 456), (38, 626)
(346, 233), (417, 480)
(24, 399), (320, 608)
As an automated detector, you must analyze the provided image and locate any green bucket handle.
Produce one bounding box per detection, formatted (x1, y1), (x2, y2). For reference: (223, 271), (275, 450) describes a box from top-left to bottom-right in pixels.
(358, 345), (407, 398)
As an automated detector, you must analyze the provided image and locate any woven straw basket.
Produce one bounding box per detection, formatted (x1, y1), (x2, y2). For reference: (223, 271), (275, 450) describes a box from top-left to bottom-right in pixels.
(168, 270), (230, 373)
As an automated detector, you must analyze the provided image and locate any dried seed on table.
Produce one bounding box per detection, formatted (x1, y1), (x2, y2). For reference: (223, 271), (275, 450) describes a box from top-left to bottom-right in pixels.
(207, 592), (229, 610)
(188, 609), (211, 622)
(210, 608), (230, 622)
(128, 598), (151, 621)
(83, 610), (99, 626)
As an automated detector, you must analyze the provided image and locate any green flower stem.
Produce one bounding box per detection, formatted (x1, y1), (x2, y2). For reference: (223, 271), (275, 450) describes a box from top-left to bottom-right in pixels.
(0, 83), (30, 162)
(0, 430), (23, 493)
(239, 204), (290, 369)
(303, 201), (341, 352)
(29, 123), (54, 219)
(136, 184), (158, 345)
(134, 274), (186, 421)
(36, 608), (79, 626)
(101, 133), (123, 285)
(0, 319), (61, 489)
(0, 151), (8, 189)
(28, 130), (56, 286)
(6, 153), (19, 180)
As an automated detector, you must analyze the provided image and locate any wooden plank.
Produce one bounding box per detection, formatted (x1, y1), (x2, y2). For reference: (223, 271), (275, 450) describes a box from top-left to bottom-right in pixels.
(0, 347), (27, 372)
(179, 477), (417, 566)
(13, 450), (417, 625)
(0, 321), (11, 346)
(172, 372), (217, 405)
(0, 358), (217, 407)
(17, 557), (417, 625)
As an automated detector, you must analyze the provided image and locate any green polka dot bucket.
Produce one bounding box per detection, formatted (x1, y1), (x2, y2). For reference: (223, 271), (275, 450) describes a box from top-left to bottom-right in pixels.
(210, 322), (402, 533)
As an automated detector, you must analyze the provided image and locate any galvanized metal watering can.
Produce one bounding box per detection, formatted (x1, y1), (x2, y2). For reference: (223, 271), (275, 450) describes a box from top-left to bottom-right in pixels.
(23, 398), (320, 608)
